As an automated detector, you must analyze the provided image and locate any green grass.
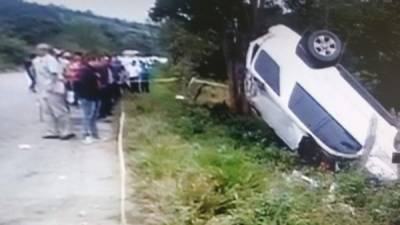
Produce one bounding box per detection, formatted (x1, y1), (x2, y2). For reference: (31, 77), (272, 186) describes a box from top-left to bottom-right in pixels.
(124, 83), (400, 225)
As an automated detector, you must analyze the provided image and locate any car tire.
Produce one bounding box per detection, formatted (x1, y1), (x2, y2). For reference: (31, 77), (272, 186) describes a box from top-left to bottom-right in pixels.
(298, 136), (340, 170)
(298, 136), (323, 165)
(306, 30), (342, 66)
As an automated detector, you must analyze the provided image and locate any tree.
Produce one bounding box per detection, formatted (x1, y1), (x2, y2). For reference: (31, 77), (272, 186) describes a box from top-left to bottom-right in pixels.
(151, 0), (258, 112)
(0, 35), (29, 69)
(150, 0), (307, 112)
(151, 0), (400, 109)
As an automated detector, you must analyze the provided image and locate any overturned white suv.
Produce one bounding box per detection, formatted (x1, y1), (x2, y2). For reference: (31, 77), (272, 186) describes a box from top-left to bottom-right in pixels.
(245, 25), (400, 180)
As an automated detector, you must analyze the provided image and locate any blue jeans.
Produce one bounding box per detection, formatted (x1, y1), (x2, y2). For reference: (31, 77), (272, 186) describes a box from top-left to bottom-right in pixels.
(80, 99), (100, 138)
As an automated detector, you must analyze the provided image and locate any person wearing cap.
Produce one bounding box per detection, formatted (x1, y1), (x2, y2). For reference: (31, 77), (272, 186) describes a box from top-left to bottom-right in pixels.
(32, 43), (75, 140)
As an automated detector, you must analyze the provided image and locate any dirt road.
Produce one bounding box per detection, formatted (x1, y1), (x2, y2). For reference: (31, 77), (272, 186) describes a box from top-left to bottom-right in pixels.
(0, 72), (120, 225)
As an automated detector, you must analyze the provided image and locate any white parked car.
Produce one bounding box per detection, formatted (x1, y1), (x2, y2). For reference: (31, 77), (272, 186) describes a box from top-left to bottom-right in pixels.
(245, 24), (400, 180)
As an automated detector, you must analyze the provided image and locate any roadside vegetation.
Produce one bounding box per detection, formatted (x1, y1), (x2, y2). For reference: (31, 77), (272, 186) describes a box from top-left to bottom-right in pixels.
(124, 81), (400, 225)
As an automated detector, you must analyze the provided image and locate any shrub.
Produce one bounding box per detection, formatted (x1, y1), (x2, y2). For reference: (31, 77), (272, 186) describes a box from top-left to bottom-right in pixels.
(0, 35), (29, 68)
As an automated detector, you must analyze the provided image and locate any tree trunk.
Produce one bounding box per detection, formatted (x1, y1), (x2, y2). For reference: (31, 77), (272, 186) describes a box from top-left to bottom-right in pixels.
(223, 0), (267, 114)
(223, 36), (238, 111)
(223, 34), (248, 114)
(249, 0), (267, 37)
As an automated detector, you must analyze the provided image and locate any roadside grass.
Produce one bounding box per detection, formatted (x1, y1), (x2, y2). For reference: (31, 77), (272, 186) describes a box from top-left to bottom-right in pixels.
(124, 83), (400, 225)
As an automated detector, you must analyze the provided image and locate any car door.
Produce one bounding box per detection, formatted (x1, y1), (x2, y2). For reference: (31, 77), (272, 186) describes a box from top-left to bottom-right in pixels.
(289, 84), (362, 155)
(249, 49), (306, 149)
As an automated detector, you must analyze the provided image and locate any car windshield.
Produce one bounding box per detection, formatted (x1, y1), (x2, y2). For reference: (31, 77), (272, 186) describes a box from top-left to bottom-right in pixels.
(289, 84), (362, 154)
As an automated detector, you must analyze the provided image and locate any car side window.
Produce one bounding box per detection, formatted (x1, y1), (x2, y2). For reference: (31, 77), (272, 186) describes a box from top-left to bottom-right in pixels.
(254, 50), (280, 95)
(289, 84), (362, 154)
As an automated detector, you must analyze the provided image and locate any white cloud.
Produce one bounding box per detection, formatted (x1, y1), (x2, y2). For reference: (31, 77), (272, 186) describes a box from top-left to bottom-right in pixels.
(25, 0), (156, 23)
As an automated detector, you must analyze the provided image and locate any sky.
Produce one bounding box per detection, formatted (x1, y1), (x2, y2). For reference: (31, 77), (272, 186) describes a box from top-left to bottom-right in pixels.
(26, 0), (156, 23)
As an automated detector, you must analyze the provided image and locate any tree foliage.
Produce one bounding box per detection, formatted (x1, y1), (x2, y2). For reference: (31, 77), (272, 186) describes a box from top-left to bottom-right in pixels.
(159, 21), (222, 79)
(0, 35), (29, 70)
(151, 0), (275, 112)
(152, 0), (400, 108)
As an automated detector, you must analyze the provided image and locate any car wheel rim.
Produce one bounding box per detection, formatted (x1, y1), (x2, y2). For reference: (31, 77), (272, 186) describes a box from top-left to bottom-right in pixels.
(313, 35), (337, 57)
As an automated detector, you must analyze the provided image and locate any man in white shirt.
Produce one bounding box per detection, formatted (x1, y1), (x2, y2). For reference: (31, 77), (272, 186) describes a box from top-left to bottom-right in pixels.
(119, 54), (142, 92)
(32, 43), (75, 140)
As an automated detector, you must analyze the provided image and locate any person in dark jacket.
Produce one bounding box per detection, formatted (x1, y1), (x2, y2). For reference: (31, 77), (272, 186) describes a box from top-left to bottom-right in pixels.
(93, 56), (113, 119)
(24, 54), (37, 92)
(109, 56), (125, 101)
(75, 57), (101, 144)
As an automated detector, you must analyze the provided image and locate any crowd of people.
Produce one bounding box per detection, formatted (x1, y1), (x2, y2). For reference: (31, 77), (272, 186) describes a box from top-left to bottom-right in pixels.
(24, 43), (151, 144)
